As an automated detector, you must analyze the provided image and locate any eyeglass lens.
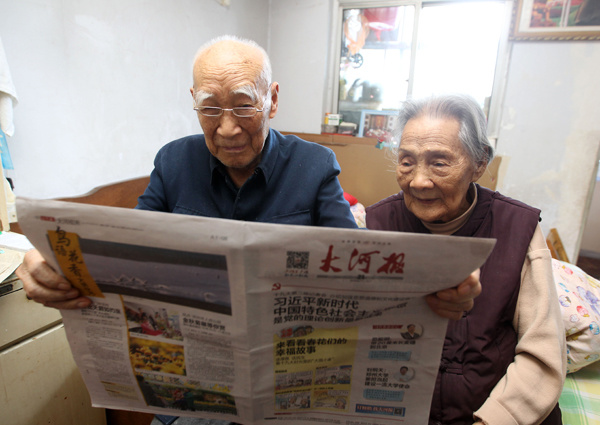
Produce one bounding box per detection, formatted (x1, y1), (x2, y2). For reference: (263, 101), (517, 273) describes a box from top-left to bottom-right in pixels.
(196, 107), (259, 117)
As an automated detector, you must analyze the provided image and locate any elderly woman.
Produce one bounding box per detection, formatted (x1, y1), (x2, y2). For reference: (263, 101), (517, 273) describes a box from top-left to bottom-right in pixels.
(366, 95), (566, 425)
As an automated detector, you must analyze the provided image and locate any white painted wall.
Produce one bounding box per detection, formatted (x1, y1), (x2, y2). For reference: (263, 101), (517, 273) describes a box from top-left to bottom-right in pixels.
(496, 43), (600, 260)
(268, 0), (333, 133)
(1, 0), (269, 199)
(580, 171), (600, 253)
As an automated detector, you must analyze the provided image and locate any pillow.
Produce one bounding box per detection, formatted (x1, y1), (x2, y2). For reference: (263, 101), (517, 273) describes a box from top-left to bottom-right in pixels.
(551, 259), (600, 373)
(350, 202), (366, 228)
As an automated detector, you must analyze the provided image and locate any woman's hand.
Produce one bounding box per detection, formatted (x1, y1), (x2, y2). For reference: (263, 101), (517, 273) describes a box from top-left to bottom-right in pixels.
(426, 269), (481, 320)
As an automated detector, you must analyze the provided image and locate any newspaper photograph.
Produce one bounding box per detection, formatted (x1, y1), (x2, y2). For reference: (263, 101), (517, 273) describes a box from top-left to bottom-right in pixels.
(16, 197), (496, 425)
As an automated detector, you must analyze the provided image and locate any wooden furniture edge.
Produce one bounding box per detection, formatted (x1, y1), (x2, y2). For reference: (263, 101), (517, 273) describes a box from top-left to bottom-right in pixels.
(56, 176), (150, 208)
(280, 131), (379, 146)
(11, 176), (151, 235)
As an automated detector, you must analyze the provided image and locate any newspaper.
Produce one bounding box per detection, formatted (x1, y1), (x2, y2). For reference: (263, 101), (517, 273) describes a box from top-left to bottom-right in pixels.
(16, 197), (495, 425)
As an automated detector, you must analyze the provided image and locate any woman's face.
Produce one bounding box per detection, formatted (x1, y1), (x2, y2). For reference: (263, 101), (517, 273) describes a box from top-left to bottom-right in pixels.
(396, 115), (485, 223)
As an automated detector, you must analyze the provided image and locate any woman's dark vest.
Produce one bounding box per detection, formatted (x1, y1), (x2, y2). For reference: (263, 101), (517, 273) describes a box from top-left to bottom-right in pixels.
(366, 185), (561, 425)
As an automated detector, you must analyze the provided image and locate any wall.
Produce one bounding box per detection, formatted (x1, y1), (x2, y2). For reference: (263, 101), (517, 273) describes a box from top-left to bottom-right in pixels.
(269, 0), (600, 261)
(269, 0), (333, 134)
(580, 170), (600, 253)
(0, 0), (269, 199)
(496, 43), (600, 260)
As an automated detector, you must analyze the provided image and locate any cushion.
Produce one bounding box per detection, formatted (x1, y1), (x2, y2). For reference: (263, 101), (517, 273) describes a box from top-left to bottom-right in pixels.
(350, 202), (366, 228)
(552, 259), (600, 373)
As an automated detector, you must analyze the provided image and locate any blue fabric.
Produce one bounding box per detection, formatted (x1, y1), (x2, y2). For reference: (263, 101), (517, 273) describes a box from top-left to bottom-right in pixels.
(0, 128), (13, 170)
(137, 128), (357, 229)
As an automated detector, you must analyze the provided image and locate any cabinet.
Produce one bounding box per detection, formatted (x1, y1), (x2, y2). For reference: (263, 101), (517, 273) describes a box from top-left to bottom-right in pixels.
(0, 270), (106, 424)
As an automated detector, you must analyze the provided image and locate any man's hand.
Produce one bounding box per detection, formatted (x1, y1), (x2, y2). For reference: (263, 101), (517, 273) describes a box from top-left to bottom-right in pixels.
(426, 269), (481, 320)
(16, 249), (92, 309)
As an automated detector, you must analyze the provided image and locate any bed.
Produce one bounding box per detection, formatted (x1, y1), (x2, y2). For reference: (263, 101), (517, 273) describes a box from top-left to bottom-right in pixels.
(553, 259), (600, 424)
(560, 361), (600, 424)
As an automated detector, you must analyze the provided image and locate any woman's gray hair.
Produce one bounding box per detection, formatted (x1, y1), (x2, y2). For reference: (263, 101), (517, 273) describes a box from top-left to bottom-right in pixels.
(193, 35), (272, 94)
(396, 94), (495, 166)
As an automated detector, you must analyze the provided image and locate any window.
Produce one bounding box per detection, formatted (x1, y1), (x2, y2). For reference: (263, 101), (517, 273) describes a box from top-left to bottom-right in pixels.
(332, 0), (511, 145)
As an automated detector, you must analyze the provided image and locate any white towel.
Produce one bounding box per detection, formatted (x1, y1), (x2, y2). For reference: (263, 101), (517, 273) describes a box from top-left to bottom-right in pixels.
(0, 37), (18, 137)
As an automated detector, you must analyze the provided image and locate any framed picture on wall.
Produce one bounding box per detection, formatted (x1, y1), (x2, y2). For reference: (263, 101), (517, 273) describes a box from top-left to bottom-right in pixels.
(358, 110), (399, 146)
(511, 0), (600, 40)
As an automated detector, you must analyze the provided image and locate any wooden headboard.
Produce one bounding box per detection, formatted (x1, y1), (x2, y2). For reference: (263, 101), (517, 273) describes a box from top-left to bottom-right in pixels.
(11, 176), (150, 235)
(56, 176), (150, 208)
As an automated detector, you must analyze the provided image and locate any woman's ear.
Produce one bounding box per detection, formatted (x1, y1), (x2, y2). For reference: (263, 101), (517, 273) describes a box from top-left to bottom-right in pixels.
(473, 160), (488, 182)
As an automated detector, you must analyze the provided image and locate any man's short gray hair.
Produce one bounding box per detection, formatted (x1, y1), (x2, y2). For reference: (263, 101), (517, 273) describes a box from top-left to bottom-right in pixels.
(193, 35), (272, 94)
(396, 94), (495, 167)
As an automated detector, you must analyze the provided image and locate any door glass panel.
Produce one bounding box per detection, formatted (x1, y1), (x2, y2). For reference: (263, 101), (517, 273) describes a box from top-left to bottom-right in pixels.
(412, 2), (505, 115)
(338, 6), (415, 131)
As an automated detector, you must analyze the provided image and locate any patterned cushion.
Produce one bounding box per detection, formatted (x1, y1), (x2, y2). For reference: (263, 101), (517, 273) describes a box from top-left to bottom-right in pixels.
(552, 259), (600, 373)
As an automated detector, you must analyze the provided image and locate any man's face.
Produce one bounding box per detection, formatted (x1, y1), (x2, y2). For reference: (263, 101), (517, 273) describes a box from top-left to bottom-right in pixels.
(191, 42), (278, 179)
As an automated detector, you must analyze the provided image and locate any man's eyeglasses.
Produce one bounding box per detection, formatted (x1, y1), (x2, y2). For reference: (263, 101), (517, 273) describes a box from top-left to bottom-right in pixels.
(193, 105), (266, 118)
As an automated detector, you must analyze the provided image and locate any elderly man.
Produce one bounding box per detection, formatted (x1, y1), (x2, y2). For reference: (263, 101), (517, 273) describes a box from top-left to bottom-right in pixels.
(136, 36), (356, 225)
(18, 35), (480, 319)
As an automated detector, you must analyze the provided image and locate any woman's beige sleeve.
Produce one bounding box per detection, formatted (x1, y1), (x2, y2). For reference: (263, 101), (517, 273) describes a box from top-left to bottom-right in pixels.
(474, 224), (566, 425)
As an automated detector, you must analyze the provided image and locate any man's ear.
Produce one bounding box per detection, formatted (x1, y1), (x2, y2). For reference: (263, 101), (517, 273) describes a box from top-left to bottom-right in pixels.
(269, 82), (279, 119)
(190, 88), (195, 99)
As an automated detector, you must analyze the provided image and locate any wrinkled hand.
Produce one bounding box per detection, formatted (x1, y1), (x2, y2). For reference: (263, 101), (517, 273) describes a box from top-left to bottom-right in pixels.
(426, 269), (481, 320)
(16, 249), (92, 309)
